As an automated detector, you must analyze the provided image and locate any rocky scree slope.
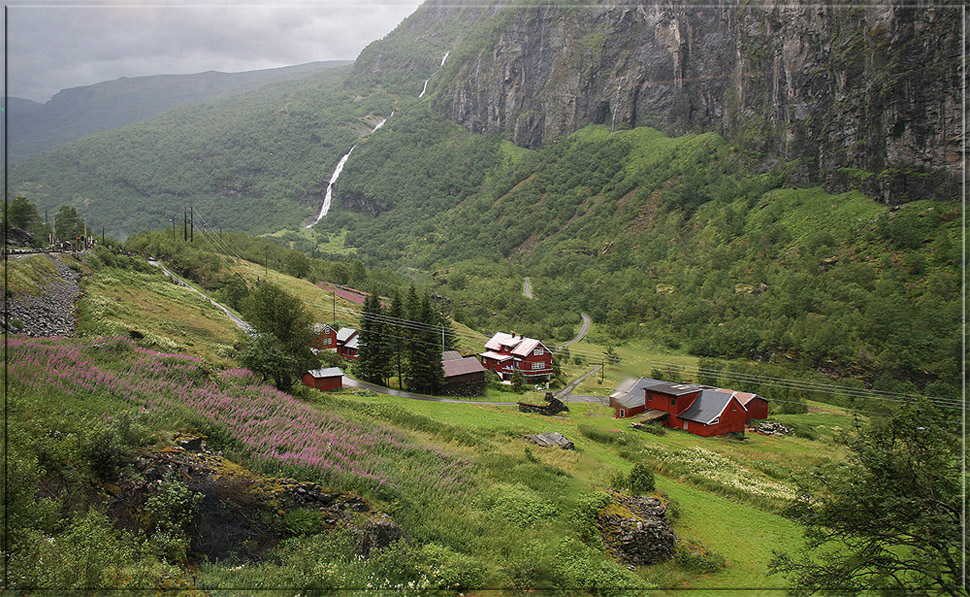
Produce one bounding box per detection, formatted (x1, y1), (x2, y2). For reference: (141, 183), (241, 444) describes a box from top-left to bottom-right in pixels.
(4, 254), (81, 337)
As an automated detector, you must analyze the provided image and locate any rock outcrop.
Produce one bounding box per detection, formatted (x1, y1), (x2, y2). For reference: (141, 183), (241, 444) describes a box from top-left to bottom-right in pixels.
(598, 490), (676, 567)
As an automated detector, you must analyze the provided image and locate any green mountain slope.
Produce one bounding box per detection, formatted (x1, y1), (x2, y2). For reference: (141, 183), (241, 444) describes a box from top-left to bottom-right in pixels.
(7, 61), (351, 161)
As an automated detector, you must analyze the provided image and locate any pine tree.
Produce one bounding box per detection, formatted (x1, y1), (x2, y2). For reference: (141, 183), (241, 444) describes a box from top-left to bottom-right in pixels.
(387, 290), (405, 389)
(355, 293), (384, 384)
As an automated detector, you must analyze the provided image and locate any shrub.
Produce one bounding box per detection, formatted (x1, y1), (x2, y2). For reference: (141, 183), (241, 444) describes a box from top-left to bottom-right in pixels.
(629, 462), (655, 494)
(82, 423), (126, 479)
(283, 509), (323, 537)
(578, 424), (631, 445)
(673, 540), (726, 574)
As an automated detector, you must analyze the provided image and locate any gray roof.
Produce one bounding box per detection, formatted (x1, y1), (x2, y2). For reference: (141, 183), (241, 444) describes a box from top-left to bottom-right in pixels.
(442, 356), (486, 378)
(442, 350), (463, 362)
(336, 327), (357, 342)
(610, 377), (665, 409)
(677, 389), (744, 424)
(345, 335), (359, 350)
(306, 367), (344, 379)
(647, 381), (706, 396)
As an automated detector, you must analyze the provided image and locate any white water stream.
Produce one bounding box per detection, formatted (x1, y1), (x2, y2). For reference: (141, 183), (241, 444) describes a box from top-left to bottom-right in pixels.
(418, 79), (429, 98)
(305, 146), (355, 228)
(305, 53), (449, 227)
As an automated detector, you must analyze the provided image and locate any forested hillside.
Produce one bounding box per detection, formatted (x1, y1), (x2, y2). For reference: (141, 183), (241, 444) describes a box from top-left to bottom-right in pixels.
(6, 0), (960, 403)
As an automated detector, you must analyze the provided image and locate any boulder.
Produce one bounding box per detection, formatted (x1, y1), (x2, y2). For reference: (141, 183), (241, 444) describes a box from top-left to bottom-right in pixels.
(525, 432), (574, 450)
(598, 491), (676, 567)
(355, 513), (406, 557)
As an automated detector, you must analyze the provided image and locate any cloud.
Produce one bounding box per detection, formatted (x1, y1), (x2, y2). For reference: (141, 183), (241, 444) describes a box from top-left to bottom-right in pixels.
(6, 0), (423, 102)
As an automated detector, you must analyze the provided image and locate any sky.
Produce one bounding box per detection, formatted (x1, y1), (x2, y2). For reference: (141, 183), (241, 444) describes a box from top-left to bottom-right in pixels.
(6, 0), (425, 103)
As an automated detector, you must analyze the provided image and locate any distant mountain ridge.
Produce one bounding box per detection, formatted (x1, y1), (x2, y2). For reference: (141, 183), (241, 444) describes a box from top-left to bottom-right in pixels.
(6, 60), (352, 161)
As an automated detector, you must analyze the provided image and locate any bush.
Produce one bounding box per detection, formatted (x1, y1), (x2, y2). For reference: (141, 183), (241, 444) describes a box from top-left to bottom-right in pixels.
(578, 424), (631, 445)
(82, 424), (126, 479)
(673, 540), (726, 574)
(629, 462), (655, 494)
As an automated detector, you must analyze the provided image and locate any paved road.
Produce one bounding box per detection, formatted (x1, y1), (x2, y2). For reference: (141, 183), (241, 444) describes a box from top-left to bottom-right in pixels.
(558, 312), (592, 349)
(522, 277), (533, 299)
(554, 364), (602, 400)
(343, 377), (516, 406)
(148, 260), (254, 334)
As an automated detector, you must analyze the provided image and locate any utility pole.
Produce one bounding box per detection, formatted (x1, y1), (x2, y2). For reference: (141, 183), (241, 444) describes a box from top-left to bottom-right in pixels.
(190, 206), (194, 242)
(265, 246), (268, 277)
(332, 291), (336, 323)
(183, 208), (187, 242)
(171, 218), (175, 241)
(102, 227), (105, 244)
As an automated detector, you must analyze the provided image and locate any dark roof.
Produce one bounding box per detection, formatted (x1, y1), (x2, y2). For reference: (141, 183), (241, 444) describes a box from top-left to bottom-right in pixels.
(442, 356), (486, 378)
(610, 377), (665, 409)
(677, 389), (743, 425)
(442, 350), (463, 362)
(646, 382), (706, 397)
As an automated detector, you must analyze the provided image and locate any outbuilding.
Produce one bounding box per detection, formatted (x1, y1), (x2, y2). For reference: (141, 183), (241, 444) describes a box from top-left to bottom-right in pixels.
(302, 367), (345, 391)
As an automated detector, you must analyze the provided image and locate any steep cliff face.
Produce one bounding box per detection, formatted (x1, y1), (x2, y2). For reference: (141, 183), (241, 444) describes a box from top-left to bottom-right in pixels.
(423, 1), (962, 203)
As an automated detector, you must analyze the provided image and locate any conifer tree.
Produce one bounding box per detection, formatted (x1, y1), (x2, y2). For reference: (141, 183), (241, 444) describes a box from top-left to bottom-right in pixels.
(387, 290), (405, 389)
(356, 293), (387, 384)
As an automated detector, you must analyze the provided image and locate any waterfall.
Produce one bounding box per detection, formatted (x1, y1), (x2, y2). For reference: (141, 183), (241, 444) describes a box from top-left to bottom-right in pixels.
(371, 111), (393, 132)
(305, 146), (355, 228)
(418, 79), (429, 98)
(440, 51), (449, 66)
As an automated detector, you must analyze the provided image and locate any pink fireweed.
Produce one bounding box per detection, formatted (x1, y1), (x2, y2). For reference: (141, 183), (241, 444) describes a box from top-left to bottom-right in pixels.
(6, 337), (475, 494)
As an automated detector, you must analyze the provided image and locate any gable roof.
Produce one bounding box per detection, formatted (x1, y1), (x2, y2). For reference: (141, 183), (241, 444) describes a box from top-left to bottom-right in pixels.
(442, 356), (486, 378)
(484, 332), (519, 352)
(716, 389), (766, 406)
(312, 323), (335, 334)
(336, 327), (358, 342)
(610, 377), (665, 409)
(344, 335), (359, 350)
(306, 367), (344, 379)
(678, 389), (747, 425)
(442, 350), (463, 362)
(510, 338), (543, 357)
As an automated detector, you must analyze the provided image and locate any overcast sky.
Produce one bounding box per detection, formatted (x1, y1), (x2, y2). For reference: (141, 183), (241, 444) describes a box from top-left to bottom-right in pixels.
(6, 0), (425, 103)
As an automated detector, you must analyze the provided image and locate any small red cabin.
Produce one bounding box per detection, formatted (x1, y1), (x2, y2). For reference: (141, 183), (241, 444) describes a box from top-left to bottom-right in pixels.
(302, 367), (345, 391)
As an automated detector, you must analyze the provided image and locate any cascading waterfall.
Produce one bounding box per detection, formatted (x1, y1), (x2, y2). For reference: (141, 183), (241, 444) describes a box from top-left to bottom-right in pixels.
(305, 146), (355, 228)
(418, 79), (429, 98)
(440, 51), (449, 66)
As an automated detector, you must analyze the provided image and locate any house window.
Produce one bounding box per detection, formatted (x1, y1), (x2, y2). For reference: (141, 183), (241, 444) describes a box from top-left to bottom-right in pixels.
(647, 395), (653, 402)
(534, 347), (544, 356)
(671, 398), (676, 406)
(532, 362), (544, 370)
(711, 417), (719, 425)
(619, 409), (626, 417)
(323, 338), (332, 346)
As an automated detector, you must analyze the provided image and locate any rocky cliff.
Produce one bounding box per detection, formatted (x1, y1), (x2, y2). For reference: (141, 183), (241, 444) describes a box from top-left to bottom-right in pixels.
(375, 0), (963, 203)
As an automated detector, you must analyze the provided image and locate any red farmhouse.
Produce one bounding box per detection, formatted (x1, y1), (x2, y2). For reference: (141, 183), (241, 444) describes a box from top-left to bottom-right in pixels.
(479, 332), (554, 382)
(311, 323), (338, 350)
(336, 327), (359, 361)
(610, 378), (767, 437)
(302, 367), (345, 391)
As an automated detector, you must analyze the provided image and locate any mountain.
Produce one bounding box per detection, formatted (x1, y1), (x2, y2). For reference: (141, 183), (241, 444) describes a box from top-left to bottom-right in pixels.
(6, 60), (351, 161)
(362, 0), (961, 204)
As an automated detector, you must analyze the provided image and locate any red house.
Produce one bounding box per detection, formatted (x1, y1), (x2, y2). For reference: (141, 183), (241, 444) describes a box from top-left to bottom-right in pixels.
(311, 323), (338, 350)
(611, 379), (764, 437)
(302, 367), (345, 391)
(479, 332), (554, 382)
(336, 327), (359, 361)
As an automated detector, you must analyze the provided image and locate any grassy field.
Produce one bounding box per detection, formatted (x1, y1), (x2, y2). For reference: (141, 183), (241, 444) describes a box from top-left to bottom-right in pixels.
(76, 263), (243, 365)
(306, 385), (857, 590)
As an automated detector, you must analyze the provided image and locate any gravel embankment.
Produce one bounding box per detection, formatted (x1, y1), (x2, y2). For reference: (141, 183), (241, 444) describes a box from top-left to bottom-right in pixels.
(5, 255), (81, 337)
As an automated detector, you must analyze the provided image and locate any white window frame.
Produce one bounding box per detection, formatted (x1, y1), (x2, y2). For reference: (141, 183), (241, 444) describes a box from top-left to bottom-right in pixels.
(534, 347), (544, 356)
(531, 361), (544, 370)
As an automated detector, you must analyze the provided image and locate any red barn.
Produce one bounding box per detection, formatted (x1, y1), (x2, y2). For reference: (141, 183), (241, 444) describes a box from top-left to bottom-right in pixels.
(302, 367), (345, 391)
(611, 379), (760, 437)
(479, 332), (553, 382)
(336, 327), (359, 360)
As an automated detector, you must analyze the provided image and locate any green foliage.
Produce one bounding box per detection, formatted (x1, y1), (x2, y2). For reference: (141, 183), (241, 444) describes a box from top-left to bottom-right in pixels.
(236, 282), (318, 390)
(770, 400), (963, 592)
(674, 540), (727, 574)
(628, 462), (655, 494)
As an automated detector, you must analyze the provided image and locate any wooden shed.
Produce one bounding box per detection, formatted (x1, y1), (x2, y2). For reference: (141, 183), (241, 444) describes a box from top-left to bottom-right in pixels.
(302, 367), (345, 391)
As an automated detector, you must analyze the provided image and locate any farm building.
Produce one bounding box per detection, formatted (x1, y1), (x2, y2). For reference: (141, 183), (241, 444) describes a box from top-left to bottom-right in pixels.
(442, 351), (487, 396)
(610, 378), (767, 437)
(479, 332), (554, 382)
(302, 367), (345, 391)
(336, 327), (359, 360)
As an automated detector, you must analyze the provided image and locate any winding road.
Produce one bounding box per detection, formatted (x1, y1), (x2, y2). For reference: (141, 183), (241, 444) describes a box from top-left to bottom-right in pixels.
(522, 277), (533, 299)
(147, 259), (254, 334)
(559, 312), (592, 348)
